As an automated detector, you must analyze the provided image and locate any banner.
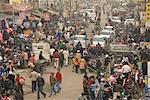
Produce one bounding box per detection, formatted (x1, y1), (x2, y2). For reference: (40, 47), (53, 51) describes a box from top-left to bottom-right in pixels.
(10, 0), (22, 4)
(133, 0), (144, 2)
(140, 12), (146, 21)
(146, 0), (150, 22)
(148, 61), (150, 87)
(13, 4), (33, 12)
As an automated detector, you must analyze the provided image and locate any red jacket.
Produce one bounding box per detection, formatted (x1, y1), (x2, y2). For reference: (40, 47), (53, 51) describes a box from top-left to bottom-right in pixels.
(16, 76), (25, 85)
(56, 72), (62, 83)
(89, 79), (94, 86)
(53, 52), (60, 58)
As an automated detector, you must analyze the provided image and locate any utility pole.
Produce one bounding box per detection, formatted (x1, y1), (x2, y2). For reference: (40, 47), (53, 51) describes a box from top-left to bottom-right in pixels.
(68, 0), (72, 16)
(46, 0), (49, 11)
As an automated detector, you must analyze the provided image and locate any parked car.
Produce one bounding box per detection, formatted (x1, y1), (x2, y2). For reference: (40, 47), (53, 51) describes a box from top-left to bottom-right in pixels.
(108, 44), (137, 62)
(101, 26), (115, 34)
(79, 8), (96, 23)
(109, 16), (121, 23)
(93, 35), (106, 47)
(73, 35), (87, 48)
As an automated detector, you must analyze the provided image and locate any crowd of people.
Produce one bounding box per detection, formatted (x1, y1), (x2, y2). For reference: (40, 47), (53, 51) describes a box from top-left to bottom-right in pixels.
(0, 8), (67, 100)
(0, 0), (149, 100)
(0, 68), (25, 100)
(30, 68), (62, 99)
(79, 58), (145, 100)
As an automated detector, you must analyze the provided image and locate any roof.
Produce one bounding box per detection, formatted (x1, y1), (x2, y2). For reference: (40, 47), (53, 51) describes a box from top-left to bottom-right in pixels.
(47, 10), (59, 15)
(104, 26), (113, 28)
(112, 16), (120, 18)
(110, 44), (131, 52)
(13, 4), (33, 12)
(94, 35), (106, 38)
(74, 35), (86, 37)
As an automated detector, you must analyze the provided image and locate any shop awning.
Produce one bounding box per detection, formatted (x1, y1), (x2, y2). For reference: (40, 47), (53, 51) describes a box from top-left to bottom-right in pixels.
(0, 4), (33, 12)
(47, 10), (59, 15)
(13, 4), (33, 12)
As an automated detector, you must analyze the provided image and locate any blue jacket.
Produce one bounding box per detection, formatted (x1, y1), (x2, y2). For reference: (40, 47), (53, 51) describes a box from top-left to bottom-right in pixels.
(0, 67), (5, 76)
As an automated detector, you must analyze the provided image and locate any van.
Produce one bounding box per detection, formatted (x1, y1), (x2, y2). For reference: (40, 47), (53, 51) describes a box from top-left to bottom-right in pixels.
(73, 35), (87, 48)
(80, 9), (96, 22)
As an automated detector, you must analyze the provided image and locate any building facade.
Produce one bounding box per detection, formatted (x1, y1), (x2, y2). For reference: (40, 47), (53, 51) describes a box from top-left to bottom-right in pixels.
(0, 0), (9, 4)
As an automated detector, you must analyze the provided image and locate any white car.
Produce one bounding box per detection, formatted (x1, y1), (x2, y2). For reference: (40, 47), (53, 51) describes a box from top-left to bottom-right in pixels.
(110, 16), (121, 23)
(93, 35), (106, 47)
(101, 26), (115, 33)
(80, 9), (96, 22)
(124, 19), (135, 25)
(100, 32), (111, 39)
(73, 35), (87, 48)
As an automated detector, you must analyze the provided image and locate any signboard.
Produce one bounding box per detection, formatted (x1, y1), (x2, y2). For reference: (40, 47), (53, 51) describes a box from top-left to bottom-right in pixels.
(32, 43), (50, 60)
(146, 22), (150, 27)
(10, 0), (22, 4)
(0, 4), (13, 12)
(38, 0), (46, 9)
(140, 12), (146, 21)
(146, 1), (150, 22)
(148, 61), (150, 87)
(144, 42), (150, 49)
(13, 4), (33, 12)
(133, 0), (144, 2)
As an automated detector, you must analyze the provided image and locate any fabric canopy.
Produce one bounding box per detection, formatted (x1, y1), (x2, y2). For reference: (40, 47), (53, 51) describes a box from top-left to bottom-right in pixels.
(13, 4), (33, 12)
(10, 0), (22, 4)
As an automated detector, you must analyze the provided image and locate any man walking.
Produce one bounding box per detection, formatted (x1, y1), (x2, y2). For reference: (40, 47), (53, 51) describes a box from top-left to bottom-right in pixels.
(49, 72), (56, 97)
(73, 56), (80, 73)
(59, 50), (64, 68)
(63, 48), (69, 67)
(56, 69), (62, 93)
(22, 50), (28, 68)
(16, 74), (25, 95)
(53, 49), (60, 68)
(37, 73), (46, 99)
(30, 69), (38, 93)
(50, 47), (55, 63)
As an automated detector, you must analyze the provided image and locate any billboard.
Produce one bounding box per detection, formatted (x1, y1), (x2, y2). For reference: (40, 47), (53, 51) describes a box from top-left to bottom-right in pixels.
(146, 0), (150, 22)
(10, 0), (22, 4)
(148, 61), (150, 87)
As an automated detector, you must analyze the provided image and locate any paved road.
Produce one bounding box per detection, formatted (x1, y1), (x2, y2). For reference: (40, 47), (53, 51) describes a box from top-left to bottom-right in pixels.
(20, 66), (84, 100)
(13, 2), (132, 100)
(19, 3), (109, 100)
(86, 7), (108, 38)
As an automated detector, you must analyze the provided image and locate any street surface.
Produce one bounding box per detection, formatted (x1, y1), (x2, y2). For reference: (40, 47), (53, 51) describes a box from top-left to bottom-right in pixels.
(17, 4), (109, 100)
(21, 67), (83, 100)
(0, 0), (148, 100)
(22, 4), (109, 100)
(19, 66), (144, 100)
